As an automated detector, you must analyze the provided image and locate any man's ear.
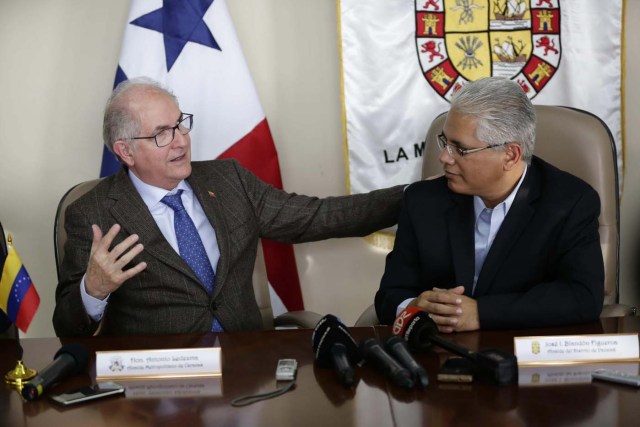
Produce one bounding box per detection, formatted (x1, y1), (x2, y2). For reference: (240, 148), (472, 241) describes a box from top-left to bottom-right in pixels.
(113, 140), (135, 167)
(503, 143), (523, 171)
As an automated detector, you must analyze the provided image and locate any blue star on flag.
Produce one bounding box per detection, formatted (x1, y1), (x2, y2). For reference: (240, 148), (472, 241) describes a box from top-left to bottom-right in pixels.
(130, 0), (220, 71)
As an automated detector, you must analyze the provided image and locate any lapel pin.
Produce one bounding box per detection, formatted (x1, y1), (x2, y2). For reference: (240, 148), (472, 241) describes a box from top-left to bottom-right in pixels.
(208, 191), (216, 198)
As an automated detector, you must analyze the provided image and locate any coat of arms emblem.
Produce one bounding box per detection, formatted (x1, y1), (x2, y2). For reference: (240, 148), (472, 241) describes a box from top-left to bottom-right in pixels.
(532, 340), (541, 354)
(109, 356), (125, 372)
(416, 0), (561, 100)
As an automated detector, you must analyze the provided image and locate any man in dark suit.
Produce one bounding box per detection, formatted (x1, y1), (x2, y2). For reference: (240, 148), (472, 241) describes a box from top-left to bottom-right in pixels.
(376, 77), (604, 332)
(53, 77), (403, 337)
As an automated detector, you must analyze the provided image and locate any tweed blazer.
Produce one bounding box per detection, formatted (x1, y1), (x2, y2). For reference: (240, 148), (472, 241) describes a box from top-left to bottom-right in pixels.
(54, 159), (403, 336)
(376, 157), (604, 329)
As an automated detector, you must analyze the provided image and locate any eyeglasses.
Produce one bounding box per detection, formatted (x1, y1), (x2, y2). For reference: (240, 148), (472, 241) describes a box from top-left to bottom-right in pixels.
(132, 113), (194, 148)
(437, 133), (503, 157)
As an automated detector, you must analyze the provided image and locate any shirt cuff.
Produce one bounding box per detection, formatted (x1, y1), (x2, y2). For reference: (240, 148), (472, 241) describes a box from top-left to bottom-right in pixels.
(396, 298), (414, 317)
(81, 275), (109, 322)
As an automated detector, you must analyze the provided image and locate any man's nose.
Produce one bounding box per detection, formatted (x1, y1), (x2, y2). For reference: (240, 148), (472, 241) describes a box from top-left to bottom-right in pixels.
(172, 130), (189, 147)
(438, 146), (454, 165)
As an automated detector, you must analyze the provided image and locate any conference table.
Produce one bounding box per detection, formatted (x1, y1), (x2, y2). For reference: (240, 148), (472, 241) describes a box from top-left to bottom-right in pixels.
(2, 317), (640, 427)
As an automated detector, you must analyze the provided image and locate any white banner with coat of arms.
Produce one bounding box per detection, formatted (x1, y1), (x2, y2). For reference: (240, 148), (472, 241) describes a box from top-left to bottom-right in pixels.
(339, 0), (623, 193)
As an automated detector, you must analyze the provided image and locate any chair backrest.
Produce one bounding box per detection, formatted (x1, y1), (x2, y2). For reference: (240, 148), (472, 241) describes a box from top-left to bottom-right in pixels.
(54, 178), (277, 329)
(252, 243), (275, 329)
(54, 179), (105, 281)
(423, 105), (620, 307)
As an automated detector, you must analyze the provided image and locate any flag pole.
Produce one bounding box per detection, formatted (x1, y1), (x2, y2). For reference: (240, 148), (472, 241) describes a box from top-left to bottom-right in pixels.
(3, 235), (37, 390)
(4, 329), (37, 390)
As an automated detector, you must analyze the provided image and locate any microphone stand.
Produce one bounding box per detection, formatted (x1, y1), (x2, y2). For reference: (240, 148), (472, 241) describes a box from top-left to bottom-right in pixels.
(428, 334), (480, 361)
(428, 334), (518, 385)
(4, 324), (37, 391)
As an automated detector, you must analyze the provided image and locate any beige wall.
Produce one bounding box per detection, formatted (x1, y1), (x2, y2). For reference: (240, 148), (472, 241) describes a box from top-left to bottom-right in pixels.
(0, 0), (637, 338)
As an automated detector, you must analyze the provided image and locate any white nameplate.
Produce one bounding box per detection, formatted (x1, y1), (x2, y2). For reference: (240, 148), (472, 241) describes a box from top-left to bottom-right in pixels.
(96, 347), (221, 380)
(514, 333), (640, 366)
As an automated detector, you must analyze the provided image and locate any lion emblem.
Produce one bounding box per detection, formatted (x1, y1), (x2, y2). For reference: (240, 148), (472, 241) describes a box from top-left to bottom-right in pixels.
(421, 40), (445, 62)
(535, 36), (559, 56)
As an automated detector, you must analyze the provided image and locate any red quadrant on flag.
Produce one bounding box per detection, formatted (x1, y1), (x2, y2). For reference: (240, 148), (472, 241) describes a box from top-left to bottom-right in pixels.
(219, 119), (304, 310)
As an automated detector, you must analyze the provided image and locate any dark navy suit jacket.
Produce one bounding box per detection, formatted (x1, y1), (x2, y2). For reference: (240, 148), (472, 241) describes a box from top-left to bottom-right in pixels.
(376, 156), (604, 329)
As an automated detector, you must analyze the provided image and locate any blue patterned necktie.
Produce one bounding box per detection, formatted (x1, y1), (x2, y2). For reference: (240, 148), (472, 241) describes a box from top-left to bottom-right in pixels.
(161, 190), (223, 332)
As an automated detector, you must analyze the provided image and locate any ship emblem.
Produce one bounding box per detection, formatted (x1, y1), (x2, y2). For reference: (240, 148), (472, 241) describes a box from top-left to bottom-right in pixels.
(415, 0), (561, 100)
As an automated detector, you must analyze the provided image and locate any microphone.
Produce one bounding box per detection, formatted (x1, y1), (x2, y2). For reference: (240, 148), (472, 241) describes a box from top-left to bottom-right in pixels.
(392, 306), (518, 385)
(385, 336), (429, 388)
(312, 315), (360, 386)
(359, 338), (414, 389)
(21, 343), (90, 401)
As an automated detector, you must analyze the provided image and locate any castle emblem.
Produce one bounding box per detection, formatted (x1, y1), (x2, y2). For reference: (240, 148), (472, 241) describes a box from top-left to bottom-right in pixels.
(416, 0), (561, 100)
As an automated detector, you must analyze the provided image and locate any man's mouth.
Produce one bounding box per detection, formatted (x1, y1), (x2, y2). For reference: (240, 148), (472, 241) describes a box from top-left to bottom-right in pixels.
(170, 153), (185, 162)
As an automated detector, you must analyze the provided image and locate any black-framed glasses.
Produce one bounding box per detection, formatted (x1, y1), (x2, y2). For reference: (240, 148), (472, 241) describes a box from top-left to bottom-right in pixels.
(437, 133), (503, 157)
(132, 113), (194, 148)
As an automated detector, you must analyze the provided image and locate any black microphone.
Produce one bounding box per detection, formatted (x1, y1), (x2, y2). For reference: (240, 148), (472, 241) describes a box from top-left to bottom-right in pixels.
(312, 315), (360, 386)
(392, 306), (517, 385)
(359, 338), (414, 388)
(385, 336), (429, 388)
(21, 343), (90, 401)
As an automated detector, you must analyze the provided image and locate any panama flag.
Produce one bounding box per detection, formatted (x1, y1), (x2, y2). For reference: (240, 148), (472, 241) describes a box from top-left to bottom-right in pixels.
(100, 0), (303, 313)
(0, 238), (40, 333)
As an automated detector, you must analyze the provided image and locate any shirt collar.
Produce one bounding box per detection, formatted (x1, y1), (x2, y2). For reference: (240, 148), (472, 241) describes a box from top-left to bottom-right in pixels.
(474, 164), (528, 219)
(128, 170), (191, 211)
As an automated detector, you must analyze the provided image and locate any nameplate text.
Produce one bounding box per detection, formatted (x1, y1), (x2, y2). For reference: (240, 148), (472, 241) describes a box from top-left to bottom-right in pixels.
(96, 347), (221, 380)
(514, 333), (639, 366)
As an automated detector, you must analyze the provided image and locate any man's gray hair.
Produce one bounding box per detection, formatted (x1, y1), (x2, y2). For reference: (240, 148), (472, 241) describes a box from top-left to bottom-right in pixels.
(450, 77), (536, 163)
(103, 77), (179, 154)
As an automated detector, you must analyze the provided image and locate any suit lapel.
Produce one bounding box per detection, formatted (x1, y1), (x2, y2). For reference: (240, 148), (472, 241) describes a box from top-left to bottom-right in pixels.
(474, 163), (541, 295)
(187, 167), (231, 298)
(447, 193), (475, 296)
(107, 169), (200, 284)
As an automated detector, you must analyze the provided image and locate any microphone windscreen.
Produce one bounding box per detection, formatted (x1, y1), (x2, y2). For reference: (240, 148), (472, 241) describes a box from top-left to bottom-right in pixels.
(54, 343), (90, 374)
(392, 306), (439, 352)
(312, 314), (360, 367)
(20, 343), (90, 401)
